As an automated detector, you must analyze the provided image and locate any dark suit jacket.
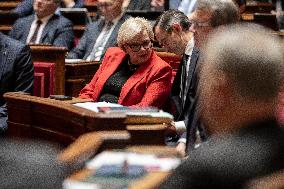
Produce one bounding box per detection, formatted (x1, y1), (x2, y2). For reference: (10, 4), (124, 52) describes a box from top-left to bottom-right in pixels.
(9, 14), (74, 50)
(158, 118), (284, 189)
(127, 0), (152, 10)
(0, 33), (34, 133)
(79, 47), (172, 108)
(13, 0), (84, 17)
(171, 47), (199, 121)
(67, 14), (130, 60)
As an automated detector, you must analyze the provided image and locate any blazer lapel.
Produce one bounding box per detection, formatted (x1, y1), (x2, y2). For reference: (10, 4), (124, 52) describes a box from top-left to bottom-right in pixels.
(0, 34), (8, 80)
(119, 51), (155, 103)
(104, 14), (127, 48)
(184, 48), (199, 95)
(84, 19), (105, 59)
(40, 15), (57, 43)
(22, 16), (34, 43)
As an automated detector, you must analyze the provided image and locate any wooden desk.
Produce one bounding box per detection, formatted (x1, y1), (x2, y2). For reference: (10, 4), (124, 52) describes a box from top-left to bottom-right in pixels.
(64, 145), (177, 189)
(4, 92), (172, 146)
(244, 2), (274, 14)
(0, 2), (21, 10)
(30, 45), (68, 95)
(241, 13), (279, 31)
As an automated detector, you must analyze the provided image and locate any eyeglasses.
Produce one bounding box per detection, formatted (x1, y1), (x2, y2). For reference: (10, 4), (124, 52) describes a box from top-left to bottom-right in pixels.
(127, 41), (152, 52)
(190, 20), (211, 28)
(97, 2), (114, 8)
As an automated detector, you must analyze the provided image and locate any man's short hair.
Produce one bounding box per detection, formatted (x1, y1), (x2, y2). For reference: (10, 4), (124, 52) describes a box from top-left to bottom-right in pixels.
(202, 23), (284, 101)
(196, 0), (240, 27)
(154, 9), (192, 33)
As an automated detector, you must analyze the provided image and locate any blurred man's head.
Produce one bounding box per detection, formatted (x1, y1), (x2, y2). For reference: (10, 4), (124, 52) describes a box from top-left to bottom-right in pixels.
(97, 0), (124, 21)
(189, 0), (239, 47)
(33, 0), (60, 19)
(0, 138), (79, 188)
(154, 9), (193, 55)
(198, 24), (284, 135)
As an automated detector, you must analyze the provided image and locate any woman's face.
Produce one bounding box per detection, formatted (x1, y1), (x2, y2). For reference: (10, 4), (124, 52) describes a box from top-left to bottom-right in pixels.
(124, 30), (153, 65)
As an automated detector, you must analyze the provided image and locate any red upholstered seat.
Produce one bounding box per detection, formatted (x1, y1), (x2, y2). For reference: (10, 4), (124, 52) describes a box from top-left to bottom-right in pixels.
(155, 51), (181, 84)
(34, 72), (45, 97)
(33, 62), (55, 97)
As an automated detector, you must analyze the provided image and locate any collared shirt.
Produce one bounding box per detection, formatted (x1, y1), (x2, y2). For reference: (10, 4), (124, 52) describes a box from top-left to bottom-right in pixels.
(26, 14), (53, 44)
(180, 37), (194, 104)
(176, 37), (195, 144)
(86, 13), (124, 61)
(184, 37), (195, 80)
(178, 0), (197, 16)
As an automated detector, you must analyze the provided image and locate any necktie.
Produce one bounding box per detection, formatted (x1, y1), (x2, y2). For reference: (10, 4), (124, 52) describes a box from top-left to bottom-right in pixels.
(87, 21), (113, 61)
(29, 20), (42, 44)
(181, 54), (189, 107)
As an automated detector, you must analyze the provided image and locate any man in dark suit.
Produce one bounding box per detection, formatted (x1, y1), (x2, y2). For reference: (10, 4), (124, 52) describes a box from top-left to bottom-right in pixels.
(0, 33), (34, 134)
(158, 23), (284, 189)
(13, 0), (84, 17)
(9, 0), (75, 50)
(67, 0), (130, 61)
(155, 0), (240, 156)
(179, 0), (239, 153)
(154, 10), (199, 156)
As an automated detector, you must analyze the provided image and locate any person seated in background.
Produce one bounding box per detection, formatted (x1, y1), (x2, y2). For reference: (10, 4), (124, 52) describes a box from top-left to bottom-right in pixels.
(67, 0), (130, 61)
(79, 17), (172, 108)
(9, 0), (75, 50)
(157, 24), (284, 189)
(154, 10), (199, 150)
(13, 0), (84, 17)
(0, 33), (34, 134)
(123, 0), (168, 11)
(154, 0), (240, 157)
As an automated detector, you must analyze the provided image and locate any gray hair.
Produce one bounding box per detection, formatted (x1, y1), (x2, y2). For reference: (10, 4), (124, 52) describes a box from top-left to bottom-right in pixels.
(196, 0), (240, 27)
(154, 9), (191, 33)
(117, 17), (154, 48)
(202, 23), (284, 101)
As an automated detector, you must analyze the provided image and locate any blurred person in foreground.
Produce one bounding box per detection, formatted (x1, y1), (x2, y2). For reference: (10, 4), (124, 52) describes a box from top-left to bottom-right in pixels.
(79, 17), (172, 108)
(0, 33), (34, 134)
(0, 138), (78, 189)
(157, 24), (284, 189)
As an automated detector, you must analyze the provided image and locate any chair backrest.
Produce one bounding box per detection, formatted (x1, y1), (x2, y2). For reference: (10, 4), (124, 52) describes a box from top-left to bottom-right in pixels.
(155, 51), (182, 83)
(33, 62), (55, 97)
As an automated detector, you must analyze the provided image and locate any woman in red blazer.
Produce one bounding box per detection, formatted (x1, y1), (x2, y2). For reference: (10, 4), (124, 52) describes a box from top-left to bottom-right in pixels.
(79, 17), (172, 108)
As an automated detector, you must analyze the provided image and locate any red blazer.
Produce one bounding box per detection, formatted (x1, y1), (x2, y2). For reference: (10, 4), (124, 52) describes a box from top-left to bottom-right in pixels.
(79, 47), (173, 108)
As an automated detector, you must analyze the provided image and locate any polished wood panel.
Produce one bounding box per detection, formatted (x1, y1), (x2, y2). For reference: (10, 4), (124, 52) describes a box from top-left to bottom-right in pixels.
(30, 45), (68, 95)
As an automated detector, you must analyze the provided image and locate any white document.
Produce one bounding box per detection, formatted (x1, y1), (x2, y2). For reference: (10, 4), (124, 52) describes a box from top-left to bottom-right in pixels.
(73, 102), (123, 112)
(86, 151), (181, 172)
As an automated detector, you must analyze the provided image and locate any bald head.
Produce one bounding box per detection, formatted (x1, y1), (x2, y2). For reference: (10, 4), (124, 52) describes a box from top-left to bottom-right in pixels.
(203, 24), (283, 101)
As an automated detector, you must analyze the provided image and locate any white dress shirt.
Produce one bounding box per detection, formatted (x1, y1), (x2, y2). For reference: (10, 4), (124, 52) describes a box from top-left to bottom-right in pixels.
(26, 14), (53, 44)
